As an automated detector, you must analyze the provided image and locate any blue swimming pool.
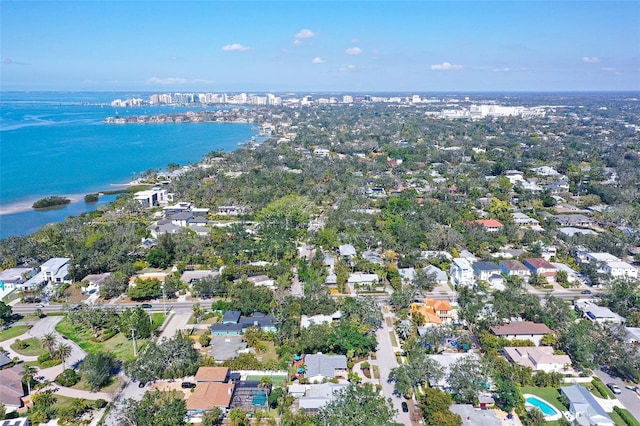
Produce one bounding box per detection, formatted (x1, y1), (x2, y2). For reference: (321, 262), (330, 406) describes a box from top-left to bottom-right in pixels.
(526, 396), (559, 416)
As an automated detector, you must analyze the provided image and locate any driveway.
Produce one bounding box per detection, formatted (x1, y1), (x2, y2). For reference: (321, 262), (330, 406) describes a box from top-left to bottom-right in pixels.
(594, 369), (640, 421)
(156, 312), (191, 341)
(375, 304), (413, 425)
(29, 316), (86, 380)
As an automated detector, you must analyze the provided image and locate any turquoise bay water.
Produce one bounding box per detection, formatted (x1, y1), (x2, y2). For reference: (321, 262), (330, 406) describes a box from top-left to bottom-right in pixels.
(0, 92), (256, 239)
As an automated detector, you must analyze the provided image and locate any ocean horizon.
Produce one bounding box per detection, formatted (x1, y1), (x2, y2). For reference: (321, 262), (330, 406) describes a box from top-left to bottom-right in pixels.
(0, 92), (257, 239)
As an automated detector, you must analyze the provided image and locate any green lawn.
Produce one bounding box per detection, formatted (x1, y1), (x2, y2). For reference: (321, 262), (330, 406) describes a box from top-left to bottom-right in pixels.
(521, 386), (567, 413)
(0, 325), (31, 342)
(55, 314), (165, 362)
(71, 376), (121, 393)
(10, 337), (47, 356)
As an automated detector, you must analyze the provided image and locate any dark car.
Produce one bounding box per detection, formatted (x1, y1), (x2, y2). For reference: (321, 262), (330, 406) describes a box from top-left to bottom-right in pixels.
(181, 382), (196, 389)
(138, 382), (146, 388)
(581, 290), (592, 294)
(401, 402), (409, 412)
(141, 303), (152, 309)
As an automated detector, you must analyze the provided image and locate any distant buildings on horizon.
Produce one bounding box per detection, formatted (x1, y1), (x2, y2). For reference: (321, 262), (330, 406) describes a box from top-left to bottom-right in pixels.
(111, 92), (546, 119)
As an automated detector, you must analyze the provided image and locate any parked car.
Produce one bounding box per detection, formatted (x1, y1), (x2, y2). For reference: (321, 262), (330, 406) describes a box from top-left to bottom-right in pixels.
(607, 383), (622, 394)
(141, 303), (152, 309)
(138, 382), (146, 388)
(181, 382), (196, 389)
(581, 289), (592, 294)
(401, 402), (409, 412)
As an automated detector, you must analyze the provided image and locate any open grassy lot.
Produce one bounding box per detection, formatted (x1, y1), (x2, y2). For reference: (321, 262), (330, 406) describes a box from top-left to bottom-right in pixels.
(0, 325), (31, 341)
(56, 318), (147, 362)
(521, 386), (567, 413)
(11, 337), (46, 356)
(72, 376), (121, 393)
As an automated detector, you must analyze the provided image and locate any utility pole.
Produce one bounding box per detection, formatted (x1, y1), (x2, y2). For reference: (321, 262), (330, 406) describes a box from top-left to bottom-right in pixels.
(161, 284), (167, 317)
(131, 328), (138, 357)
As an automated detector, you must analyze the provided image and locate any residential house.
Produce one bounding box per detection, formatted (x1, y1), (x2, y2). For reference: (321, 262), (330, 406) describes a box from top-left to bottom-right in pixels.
(512, 212), (540, 227)
(211, 311), (277, 335)
(298, 383), (348, 414)
(134, 187), (172, 207)
(558, 227), (597, 237)
(426, 353), (483, 389)
(195, 367), (230, 383)
(0, 366), (26, 412)
(0, 353), (12, 369)
(186, 382), (235, 416)
(450, 258), (474, 287)
(603, 261), (638, 280)
(424, 265), (449, 286)
(338, 244), (357, 259)
(574, 300), (625, 325)
(398, 268), (416, 284)
(0, 267), (35, 293)
(499, 260), (531, 279)
(216, 206), (249, 216)
(180, 270), (217, 285)
(23, 258), (71, 290)
(410, 298), (453, 326)
(472, 262), (501, 282)
(555, 214), (594, 228)
(474, 219), (504, 232)
(244, 275), (276, 288)
(489, 321), (552, 346)
(523, 258), (557, 278)
(561, 385), (614, 426)
(532, 166), (561, 177)
(348, 273), (381, 291)
(585, 252), (620, 265)
(362, 250), (384, 266)
(546, 180), (570, 194)
(300, 312), (341, 329)
(304, 353), (348, 383)
(502, 346), (571, 373)
(551, 263), (580, 284)
(540, 244), (557, 261)
(450, 404), (502, 426)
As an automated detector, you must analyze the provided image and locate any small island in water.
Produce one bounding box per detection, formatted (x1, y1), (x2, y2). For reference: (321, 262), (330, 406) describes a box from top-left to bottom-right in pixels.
(32, 196), (71, 209)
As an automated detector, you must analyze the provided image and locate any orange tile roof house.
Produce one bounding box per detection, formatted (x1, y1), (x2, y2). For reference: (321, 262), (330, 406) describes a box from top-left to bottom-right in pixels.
(490, 321), (552, 346)
(475, 219), (504, 232)
(410, 298), (453, 325)
(195, 367), (230, 383)
(186, 382), (235, 414)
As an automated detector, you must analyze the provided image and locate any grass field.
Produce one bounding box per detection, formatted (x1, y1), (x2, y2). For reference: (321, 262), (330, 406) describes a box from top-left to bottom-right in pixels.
(72, 376), (121, 393)
(0, 325), (30, 341)
(11, 337), (46, 356)
(56, 317), (155, 362)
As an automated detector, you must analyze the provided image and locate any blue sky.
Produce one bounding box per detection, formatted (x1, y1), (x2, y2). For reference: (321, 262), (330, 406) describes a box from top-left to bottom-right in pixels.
(1, 1), (639, 92)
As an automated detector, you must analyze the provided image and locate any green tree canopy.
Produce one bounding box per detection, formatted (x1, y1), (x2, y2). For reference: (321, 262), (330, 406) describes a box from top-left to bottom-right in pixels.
(315, 383), (401, 426)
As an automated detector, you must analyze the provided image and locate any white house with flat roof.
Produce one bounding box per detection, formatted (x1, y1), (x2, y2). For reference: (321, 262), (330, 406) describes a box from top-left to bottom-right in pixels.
(603, 261), (638, 280)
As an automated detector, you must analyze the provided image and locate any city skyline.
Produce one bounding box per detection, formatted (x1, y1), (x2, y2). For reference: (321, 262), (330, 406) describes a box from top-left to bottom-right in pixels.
(1, 1), (639, 92)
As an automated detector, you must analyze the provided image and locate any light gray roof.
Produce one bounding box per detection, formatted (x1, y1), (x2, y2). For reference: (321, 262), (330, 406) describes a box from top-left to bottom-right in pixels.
(339, 244), (356, 257)
(305, 353), (347, 378)
(450, 404), (501, 426)
(424, 265), (448, 282)
(561, 385), (613, 425)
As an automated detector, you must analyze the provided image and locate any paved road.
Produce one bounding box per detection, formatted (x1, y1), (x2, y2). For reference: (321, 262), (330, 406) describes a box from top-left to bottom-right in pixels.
(375, 305), (412, 425)
(594, 369), (640, 422)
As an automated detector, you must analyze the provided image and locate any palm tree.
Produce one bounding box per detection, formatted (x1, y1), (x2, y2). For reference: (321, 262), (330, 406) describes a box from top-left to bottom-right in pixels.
(71, 398), (89, 416)
(229, 408), (249, 426)
(40, 333), (58, 357)
(22, 364), (38, 394)
(55, 343), (73, 370)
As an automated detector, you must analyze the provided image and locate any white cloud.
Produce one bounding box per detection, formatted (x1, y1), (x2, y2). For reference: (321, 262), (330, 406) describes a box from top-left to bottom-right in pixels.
(312, 57), (325, 64)
(293, 39), (303, 46)
(222, 43), (253, 52)
(602, 67), (621, 75)
(493, 67), (526, 73)
(146, 77), (188, 85)
(431, 62), (463, 71)
(582, 56), (600, 63)
(295, 29), (316, 39)
(339, 64), (357, 72)
(345, 47), (363, 55)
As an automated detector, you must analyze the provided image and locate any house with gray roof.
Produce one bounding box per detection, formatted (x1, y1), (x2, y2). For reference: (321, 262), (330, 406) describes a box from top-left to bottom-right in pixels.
(304, 353), (348, 383)
(561, 385), (614, 426)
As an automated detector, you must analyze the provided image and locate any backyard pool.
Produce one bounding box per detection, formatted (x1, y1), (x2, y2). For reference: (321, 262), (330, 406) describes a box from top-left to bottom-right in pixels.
(524, 394), (562, 420)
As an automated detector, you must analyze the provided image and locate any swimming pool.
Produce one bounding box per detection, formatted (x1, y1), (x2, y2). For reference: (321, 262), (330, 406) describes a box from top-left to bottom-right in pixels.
(524, 394), (562, 420)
